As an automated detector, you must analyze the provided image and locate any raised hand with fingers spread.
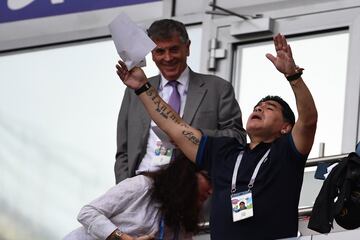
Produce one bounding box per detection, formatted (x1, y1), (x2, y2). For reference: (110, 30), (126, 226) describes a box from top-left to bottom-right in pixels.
(265, 33), (302, 77)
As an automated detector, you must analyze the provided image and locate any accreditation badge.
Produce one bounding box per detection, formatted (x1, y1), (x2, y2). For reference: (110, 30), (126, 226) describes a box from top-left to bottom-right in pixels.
(231, 190), (254, 222)
(152, 141), (173, 166)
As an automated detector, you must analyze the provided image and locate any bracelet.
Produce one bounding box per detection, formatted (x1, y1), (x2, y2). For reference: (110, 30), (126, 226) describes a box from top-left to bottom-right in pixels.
(114, 230), (124, 240)
(286, 68), (303, 82)
(135, 82), (151, 95)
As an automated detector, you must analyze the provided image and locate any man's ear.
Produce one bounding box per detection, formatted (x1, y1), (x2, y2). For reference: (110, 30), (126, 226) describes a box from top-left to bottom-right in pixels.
(281, 124), (292, 134)
(186, 40), (191, 56)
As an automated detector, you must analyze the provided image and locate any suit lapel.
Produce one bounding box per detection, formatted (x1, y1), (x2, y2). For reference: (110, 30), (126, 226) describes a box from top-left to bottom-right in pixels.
(140, 72), (207, 125)
(183, 70), (207, 124)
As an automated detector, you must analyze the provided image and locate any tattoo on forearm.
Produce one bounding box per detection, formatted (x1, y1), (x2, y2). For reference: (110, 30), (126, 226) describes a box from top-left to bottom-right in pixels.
(146, 88), (156, 97)
(180, 123), (189, 128)
(147, 87), (183, 125)
(144, 87), (198, 145)
(183, 130), (200, 145)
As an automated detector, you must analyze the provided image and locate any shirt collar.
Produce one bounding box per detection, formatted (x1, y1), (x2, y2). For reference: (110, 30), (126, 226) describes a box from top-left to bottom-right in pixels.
(246, 141), (272, 152)
(159, 66), (189, 89)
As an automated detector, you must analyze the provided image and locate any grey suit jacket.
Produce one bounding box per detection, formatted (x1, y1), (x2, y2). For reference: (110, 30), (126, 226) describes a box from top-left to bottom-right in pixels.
(115, 69), (246, 183)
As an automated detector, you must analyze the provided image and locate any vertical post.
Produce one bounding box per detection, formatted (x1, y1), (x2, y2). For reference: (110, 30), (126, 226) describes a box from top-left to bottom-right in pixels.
(319, 142), (325, 158)
(162, 0), (173, 18)
(208, 38), (217, 70)
(171, 0), (176, 17)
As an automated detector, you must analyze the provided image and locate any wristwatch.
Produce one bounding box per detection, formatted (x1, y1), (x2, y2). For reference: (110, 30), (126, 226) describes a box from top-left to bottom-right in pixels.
(114, 230), (124, 240)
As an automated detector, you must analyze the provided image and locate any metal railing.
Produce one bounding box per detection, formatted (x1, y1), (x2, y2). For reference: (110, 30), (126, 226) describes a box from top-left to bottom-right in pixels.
(305, 153), (348, 167)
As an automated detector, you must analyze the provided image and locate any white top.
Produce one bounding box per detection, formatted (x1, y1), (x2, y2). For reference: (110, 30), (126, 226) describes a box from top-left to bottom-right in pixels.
(64, 175), (193, 240)
(63, 175), (160, 240)
(136, 67), (190, 174)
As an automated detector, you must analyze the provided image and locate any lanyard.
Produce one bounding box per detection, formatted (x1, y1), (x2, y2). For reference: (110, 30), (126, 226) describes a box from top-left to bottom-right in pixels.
(158, 217), (164, 240)
(157, 217), (179, 240)
(231, 148), (271, 193)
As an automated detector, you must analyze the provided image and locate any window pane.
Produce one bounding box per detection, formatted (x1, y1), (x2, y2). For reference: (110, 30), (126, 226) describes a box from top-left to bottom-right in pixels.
(234, 31), (349, 158)
(0, 25), (203, 239)
(0, 39), (122, 239)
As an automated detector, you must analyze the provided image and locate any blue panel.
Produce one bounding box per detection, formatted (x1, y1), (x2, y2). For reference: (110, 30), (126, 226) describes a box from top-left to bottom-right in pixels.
(0, 0), (161, 23)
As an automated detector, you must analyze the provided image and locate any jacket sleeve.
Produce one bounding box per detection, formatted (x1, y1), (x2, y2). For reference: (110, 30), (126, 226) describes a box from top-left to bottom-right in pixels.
(77, 177), (148, 239)
(200, 80), (246, 145)
(115, 87), (131, 183)
(308, 159), (347, 233)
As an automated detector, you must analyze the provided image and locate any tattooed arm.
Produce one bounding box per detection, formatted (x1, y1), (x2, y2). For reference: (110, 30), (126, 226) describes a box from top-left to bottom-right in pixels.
(116, 61), (200, 162)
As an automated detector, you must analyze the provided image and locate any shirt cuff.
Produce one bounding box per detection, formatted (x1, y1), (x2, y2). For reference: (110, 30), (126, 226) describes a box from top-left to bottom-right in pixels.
(195, 135), (208, 168)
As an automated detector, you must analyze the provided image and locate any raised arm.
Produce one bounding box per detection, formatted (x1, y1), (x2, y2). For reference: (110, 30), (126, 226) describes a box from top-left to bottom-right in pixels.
(266, 34), (318, 155)
(116, 61), (200, 162)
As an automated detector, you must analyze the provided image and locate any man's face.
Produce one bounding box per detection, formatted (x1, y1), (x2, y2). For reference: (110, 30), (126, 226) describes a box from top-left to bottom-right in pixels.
(196, 172), (212, 207)
(246, 100), (289, 138)
(151, 34), (190, 81)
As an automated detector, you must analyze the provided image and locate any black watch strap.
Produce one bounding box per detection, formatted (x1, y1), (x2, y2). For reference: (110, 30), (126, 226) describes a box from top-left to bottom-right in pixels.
(135, 82), (151, 95)
(286, 69), (303, 82)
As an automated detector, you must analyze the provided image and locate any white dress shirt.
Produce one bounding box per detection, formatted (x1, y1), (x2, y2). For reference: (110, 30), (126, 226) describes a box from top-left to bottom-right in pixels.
(136, 67), (189, 174)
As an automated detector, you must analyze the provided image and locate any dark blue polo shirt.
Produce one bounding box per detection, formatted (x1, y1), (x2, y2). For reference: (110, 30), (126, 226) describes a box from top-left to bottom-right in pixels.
(196, 134), (307, 240)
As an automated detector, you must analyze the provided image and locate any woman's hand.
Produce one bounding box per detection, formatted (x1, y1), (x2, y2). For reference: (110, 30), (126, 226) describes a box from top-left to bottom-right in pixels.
(121, 232), (155, 240)
(107, 231), (155, 240)
(135, 234), (155, 240)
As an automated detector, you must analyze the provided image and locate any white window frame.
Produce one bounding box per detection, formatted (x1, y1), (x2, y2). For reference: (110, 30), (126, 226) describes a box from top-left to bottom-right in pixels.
(200, 6), (360, 155)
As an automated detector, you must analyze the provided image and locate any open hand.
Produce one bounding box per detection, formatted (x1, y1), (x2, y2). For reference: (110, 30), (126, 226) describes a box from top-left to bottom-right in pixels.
(116, 60), (148, 89)
(265, 33), (298, 76)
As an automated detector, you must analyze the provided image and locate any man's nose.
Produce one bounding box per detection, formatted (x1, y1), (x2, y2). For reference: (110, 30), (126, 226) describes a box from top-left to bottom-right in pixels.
(163, 51), (173, 61)
(254, 106), (263, 112)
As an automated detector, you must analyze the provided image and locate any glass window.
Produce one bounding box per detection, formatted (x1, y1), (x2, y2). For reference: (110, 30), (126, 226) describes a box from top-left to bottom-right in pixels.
(0, 24), (203, 239)
(0, 39), (122, 239)
(233, 31), (349, 159)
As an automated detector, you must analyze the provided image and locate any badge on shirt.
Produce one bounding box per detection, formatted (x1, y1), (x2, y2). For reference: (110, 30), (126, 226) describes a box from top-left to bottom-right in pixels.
(231, 190), (253, 222)
(152, 141), (173, 166)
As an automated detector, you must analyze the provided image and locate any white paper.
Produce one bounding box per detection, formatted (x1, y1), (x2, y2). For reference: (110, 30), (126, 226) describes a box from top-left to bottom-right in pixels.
(109, 13), (156, 69)
(151, 126), (175, 148)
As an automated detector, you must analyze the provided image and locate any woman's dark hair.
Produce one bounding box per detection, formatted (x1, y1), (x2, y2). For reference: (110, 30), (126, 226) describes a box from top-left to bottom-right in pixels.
(149, 153), (201, 233)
